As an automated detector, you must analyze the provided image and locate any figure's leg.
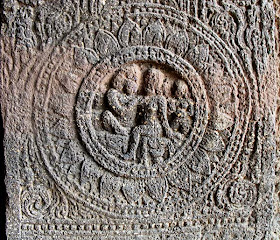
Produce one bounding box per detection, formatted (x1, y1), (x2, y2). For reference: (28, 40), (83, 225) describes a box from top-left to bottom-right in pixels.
(123, 126), (144, 160)
(102, 110), (129, 135)
(140, 137), (149, 166)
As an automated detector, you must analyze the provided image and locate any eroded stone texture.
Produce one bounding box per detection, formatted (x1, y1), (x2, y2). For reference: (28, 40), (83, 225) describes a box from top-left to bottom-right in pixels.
(0, 0), (279, 239)
(273, 0), (280, 238)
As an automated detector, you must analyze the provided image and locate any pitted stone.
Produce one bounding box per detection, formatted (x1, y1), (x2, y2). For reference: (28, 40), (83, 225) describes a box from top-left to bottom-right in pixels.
(1, 0), (279, 239)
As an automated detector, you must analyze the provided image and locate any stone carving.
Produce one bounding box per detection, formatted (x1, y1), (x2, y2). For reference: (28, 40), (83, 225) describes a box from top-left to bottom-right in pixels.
(0, 0), (279, 239)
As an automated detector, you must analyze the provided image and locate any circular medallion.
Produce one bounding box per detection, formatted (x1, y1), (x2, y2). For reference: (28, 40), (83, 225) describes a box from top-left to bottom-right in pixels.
(76, 46), (209, 179)
(32, 5), (251, 219)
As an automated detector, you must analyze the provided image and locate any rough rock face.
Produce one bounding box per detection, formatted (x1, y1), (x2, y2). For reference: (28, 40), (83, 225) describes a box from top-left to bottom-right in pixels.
(273, 0), (280, 239)
(0, 0), (279, 239)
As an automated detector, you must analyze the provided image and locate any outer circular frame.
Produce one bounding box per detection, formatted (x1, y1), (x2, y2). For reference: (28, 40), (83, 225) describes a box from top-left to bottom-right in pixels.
(32, 8), (252, 218)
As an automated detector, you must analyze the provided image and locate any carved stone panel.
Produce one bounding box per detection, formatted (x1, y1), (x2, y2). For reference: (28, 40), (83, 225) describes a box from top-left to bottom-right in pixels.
(1, 0), (279, 239)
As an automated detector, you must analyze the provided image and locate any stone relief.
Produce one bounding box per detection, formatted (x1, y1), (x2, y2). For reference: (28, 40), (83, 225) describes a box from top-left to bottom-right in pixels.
(0, 0), (279, 239)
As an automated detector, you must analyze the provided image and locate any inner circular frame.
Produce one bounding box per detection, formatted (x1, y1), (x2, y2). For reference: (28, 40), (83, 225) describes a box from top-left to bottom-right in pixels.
(75, 46), (209, 179)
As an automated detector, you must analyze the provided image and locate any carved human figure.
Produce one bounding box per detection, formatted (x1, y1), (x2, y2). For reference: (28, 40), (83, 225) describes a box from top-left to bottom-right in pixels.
(170, 81), (194, 136)
(124, 68), (176, 164)
(102, 66), (139, 135)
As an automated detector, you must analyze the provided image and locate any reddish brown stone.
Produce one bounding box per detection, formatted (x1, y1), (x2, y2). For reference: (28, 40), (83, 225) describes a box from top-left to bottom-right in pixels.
(1, 1), (279, 239)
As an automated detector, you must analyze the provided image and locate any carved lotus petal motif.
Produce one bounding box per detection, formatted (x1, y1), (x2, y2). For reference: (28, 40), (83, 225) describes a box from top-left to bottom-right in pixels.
(49, 93), (73, 117)
(145, 177), (168, 203)
(143, 20), (166, 47)
(189, 148), (211, 176)
(210, 110), (234, 131)
(165, 30), (189, 56)
(94, 29), (120, 56)
(100, 173), (123, 198)
(60, 141), (83, 164)
(57, 68), (80, 94)
(167, 164), (191, 192)
(80, 160), (103, 183)
(201, 129), (225, 152)
(122, 179), (145, 204)
(118, 18), (142, 47)
(50, 118), (73, 139)
(74, 47), (99, 66)
(188, 44), (209, 66)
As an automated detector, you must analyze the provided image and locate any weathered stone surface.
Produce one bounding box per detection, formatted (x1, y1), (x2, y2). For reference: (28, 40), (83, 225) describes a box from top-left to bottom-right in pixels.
(273, 1), (280, 239)
(0, 0), (279, 239)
